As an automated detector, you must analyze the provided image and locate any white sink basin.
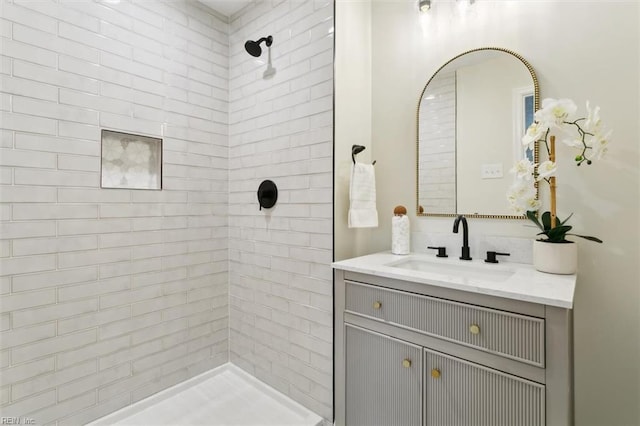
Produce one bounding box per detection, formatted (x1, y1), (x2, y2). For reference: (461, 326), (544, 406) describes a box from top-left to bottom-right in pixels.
(386, 257), (515, 282)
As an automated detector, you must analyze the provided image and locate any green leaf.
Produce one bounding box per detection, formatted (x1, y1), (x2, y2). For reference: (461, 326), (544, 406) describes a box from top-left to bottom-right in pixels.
(568, 233), (603, 243)
(541, 211), (552, 231)
(559, 212), (574, 226)
(546, 225), (572, 242)
(526, 211), (544, 232)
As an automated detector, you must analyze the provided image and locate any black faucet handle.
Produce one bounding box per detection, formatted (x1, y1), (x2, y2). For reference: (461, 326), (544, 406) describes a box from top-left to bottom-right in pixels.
(427, 246), (448, 258)
(460, 246), (472, 261)
(484, 251), (510, 263)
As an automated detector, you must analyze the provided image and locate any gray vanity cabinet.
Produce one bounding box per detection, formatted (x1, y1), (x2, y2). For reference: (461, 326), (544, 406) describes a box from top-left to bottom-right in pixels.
(424, 349), (545, 426)
(345, 325), (422, 426)
(334, 269), (574, 426)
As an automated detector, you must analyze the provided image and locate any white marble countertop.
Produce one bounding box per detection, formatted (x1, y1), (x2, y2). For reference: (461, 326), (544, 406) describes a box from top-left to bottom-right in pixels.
(332, 251), (576, 309)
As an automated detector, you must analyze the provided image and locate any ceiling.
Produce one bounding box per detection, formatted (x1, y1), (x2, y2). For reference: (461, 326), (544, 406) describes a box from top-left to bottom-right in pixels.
(198, 0), (252, 16)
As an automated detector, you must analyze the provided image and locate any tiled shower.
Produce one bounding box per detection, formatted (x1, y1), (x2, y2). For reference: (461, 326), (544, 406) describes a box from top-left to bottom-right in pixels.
(0, 0), (333, 423)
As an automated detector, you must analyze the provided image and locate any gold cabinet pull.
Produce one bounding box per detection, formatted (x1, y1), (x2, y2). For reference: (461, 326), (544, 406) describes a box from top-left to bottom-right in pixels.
(402, 359), (411, 368)
(373, 301), (382, 309)
(431, 368), (441, 379)
(469, 324), (480, 335)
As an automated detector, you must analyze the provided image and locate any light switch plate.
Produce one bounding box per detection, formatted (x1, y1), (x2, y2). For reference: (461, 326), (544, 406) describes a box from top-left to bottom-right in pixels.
(481, 163), (503, 179)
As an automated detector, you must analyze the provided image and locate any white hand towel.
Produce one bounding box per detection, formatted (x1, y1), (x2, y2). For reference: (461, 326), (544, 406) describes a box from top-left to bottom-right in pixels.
(348, 162), (378, 228)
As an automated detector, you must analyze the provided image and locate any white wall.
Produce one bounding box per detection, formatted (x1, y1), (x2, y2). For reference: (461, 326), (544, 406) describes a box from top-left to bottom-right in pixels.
(228, 0), (334, 419)
(337, 1), (639, 424)
(334, 0), (374, 261)
(0, 1), (229, 424)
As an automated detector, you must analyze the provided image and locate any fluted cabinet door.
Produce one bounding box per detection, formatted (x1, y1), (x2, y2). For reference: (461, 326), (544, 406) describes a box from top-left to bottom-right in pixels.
(425, 349), (545, 426)
(345, 324), (422, 426)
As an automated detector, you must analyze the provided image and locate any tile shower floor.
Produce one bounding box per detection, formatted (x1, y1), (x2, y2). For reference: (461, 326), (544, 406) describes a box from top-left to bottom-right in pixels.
(89, 364), (323, 426)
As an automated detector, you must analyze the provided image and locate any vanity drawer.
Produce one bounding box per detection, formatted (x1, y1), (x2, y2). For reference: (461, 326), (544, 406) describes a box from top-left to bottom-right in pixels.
(345, 281), (545, 367)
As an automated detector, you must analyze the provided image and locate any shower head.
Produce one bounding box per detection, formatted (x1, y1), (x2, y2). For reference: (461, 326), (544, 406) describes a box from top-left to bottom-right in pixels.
(244, 35), (273, 57)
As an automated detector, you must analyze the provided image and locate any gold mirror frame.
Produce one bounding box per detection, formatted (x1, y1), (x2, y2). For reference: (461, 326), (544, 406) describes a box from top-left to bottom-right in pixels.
(416, 47), (539, 219)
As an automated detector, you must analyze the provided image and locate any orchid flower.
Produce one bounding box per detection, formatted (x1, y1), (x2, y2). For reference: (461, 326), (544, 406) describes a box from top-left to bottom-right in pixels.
(507, 98), (610, 244)
(522, 121), (548, 147)
(536, 98), (578, 127)
(536, 160), (557, 180)
(583, 101), (602, 133)
(507, 180), (539, 215)
(510, 159), (536, 180)
(593, 129), (613, 160)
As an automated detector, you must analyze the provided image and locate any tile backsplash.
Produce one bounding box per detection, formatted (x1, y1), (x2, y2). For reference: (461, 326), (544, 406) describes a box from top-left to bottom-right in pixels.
(412, 232), (534, 264)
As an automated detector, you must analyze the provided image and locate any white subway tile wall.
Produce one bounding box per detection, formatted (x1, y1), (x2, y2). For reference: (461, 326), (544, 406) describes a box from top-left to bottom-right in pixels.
(228, 0), (333, 420)
(0, 1), (230, 424)
(419, 71), (456, 213)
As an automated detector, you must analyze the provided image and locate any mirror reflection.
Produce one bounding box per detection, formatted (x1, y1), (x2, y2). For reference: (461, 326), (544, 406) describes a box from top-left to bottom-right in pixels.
(417, 48), (538, 218)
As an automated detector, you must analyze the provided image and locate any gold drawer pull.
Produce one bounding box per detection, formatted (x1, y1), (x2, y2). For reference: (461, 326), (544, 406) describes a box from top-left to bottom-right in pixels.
(402, 359), (411, 368)
(469, 324), (480, 335)
(373, 301), (382, 309)
(431, 368), (441, 379)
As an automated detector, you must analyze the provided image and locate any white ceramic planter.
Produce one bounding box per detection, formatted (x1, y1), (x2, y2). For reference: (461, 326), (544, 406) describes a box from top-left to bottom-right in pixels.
(532, 240), (578, 275)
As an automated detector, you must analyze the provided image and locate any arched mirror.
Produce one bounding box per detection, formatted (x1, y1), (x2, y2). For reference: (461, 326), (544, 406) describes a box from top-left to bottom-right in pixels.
(417, 47), (539, 218)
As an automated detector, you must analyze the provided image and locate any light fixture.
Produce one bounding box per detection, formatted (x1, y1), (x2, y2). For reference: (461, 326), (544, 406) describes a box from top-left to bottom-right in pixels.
(419, 0), (431, 12)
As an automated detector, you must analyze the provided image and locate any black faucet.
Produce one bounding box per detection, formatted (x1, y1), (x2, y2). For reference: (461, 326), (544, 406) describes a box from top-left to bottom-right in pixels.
(452, 215), (472, 260)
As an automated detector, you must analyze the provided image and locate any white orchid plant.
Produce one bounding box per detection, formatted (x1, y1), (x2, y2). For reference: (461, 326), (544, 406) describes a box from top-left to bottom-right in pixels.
(507, 98), (611, 243)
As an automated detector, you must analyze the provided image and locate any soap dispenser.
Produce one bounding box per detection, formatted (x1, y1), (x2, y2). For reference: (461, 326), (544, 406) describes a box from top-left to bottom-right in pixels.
(391, 205), (410, 255)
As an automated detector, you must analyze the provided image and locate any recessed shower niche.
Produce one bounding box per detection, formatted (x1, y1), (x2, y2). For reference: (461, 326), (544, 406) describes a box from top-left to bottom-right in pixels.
(100, 129), (163, 190)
